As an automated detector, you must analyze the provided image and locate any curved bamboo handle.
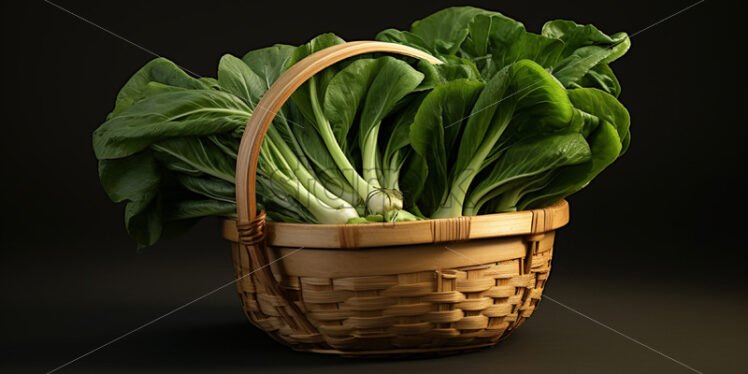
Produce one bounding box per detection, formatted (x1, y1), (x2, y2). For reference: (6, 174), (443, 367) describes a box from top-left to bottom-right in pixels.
(235, 41), (442, 226)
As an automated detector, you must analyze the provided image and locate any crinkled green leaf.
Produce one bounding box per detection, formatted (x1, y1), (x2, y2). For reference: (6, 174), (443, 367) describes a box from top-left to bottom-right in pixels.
(163, 199), (236, 222)
(574, 63), (621, 97)
(151, 136), (237, 183)
(242, 44), (295, 88)
(519, 121), (622, 209)
(567, 87), (630, 141)
(465, 133), (591, 213)
(287, 33), (347, 122)
(176, 174), (236, 203)
(217, 54), (266, 107)
(415, 56), (481, 92)
(93, 90), (251, 159)
(375, 29), (432, 53)
(323, 58), (382, 147)
(109, 58), (209, 118)
(359, 57), (424, 150)
(410, 6), (497, 54)
(410, 79), (484, 215)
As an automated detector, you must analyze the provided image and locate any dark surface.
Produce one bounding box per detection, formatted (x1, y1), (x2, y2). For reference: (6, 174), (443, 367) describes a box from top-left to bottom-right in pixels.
(3, 235), (745, 373)
(2, 0), (745, 373)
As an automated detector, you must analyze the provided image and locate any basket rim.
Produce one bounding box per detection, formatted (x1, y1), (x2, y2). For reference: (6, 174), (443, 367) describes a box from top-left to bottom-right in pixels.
(270, 199), (566, 229)
(222, 200), (568, 249)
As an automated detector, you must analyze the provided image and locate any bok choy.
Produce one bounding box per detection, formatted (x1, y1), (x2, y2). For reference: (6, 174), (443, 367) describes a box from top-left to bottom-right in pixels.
(93, 6), (631, 247)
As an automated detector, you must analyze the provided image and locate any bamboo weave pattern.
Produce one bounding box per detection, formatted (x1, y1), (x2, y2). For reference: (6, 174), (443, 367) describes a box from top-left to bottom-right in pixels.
(229, 233), (554, 354)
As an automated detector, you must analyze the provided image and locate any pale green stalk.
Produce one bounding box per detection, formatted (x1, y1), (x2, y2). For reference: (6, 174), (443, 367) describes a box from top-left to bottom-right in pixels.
(308, 78), (403, 215)
(261, 139), (358, 224)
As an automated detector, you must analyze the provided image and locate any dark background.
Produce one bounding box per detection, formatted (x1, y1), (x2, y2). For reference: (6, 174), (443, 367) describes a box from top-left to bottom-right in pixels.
(2, 0), (745, 373)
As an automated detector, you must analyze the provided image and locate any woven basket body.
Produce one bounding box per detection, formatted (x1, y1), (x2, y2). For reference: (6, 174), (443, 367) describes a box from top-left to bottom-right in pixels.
(228, 41), (570, 356)
(222, 200), (567, 355)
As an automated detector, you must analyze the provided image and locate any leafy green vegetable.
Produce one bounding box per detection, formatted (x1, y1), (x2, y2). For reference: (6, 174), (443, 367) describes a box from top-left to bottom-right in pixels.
(376, 6), (630, 87)
(287, 35), (425, 216)
(519, 121), (622, 210)
(94, 6), (631, 247)
(409, 78), (484, 216)
(464, 133), (591, 215)
(93, 90), (251, 159)
(428, 59), (574, 218)
(108, 58), (212, 119)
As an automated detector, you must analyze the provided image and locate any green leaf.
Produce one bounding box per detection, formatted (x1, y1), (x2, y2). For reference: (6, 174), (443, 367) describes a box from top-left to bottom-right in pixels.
(436, 60), (573, 217)
(567, 88), (630, 142)
(477, 15), (564, 77)
(217, 54), (266, 107)
(242, 44), (296, 89)
(453, 58), (572, 179)
(292, 113), (354, 196)
(381, 96), (423, 189)
(97, 151), (175, 248)
(176, 174), (236, 203)
(464, 14), (496, 57)
(154, 151), (202, 176)
(375, 29), (432, 53)
(323, 58), (382, 147)
(151, 136), (237, 183)
(410, 79), (485, 215)
(288, 33), (347, 122)
(543, 19), (630, 87)
(125, 191), (162, 247)
(553, 44), (621, 87)
(109, 58), (209, 118)
(256, 172), (317, 223)
(98, 151), (164, 247)
(163, 199), (236, 221)
(216, 51), (318, 182)
(198, 77), (221, 90)
(139, 81), (187, 96)
(464, 133), (591, 214)
(240, 45), (318, 175)
(415, 55), (481, 92)
(410, 6), (498, 54)
(98, 151), (160, 203)
(510, 60), (574, 133)
(574, 63), (621, 97)
(359, 56), (424, 153)
(93, 90), (251, 159)
(207, 134), (239, 159)
(398, 152), (428, 209)
(620, 129), (631, 156)
(519, 121), (622, 209)
(452, 67), (514, 177)
(542, 20), (623, 58)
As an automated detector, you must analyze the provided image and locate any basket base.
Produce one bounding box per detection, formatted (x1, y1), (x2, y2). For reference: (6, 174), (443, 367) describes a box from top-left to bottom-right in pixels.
(292, 339), (509, 358)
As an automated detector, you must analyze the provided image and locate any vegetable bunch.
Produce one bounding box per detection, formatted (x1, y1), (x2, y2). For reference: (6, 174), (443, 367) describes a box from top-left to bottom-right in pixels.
(93, 6), (631, 247)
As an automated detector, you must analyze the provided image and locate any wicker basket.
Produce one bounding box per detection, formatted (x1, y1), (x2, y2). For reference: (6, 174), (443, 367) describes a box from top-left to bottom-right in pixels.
(223, 41), (570, 356)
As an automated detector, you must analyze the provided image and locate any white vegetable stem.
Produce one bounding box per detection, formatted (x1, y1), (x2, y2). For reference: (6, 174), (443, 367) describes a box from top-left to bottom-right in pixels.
(267, 129), (351, 210)
(367, 188), (403, 214)
(383, 151), (403, 190)
(361, 125), (381, 187)
(309, 78), (403, 215)
(261, 139), (359, 224)
(433, 117), (510, 218)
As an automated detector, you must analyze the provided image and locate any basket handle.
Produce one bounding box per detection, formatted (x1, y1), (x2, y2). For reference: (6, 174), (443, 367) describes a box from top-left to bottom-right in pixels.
(235, 41), (442, 227)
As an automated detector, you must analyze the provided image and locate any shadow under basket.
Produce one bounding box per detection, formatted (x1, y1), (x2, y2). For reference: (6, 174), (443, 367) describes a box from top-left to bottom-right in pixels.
(224, 41), (571, 357)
